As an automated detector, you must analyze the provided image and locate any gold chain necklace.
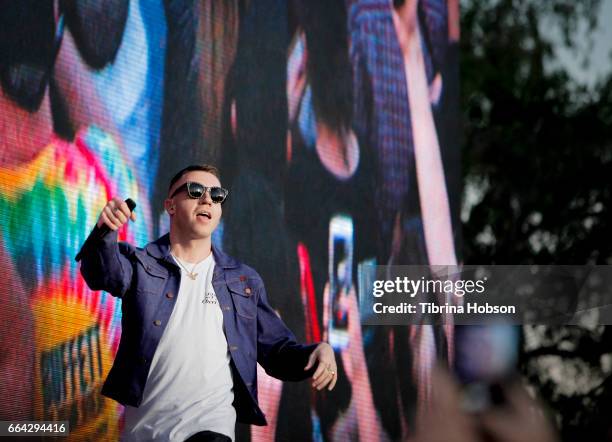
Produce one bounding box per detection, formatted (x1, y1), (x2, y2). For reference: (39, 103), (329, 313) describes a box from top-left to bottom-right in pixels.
(172, 255), (199, 280)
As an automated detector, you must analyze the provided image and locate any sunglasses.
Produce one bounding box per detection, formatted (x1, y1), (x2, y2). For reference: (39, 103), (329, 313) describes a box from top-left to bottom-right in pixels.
(170, 182), (229, 204)
(2, 10), (65, 112)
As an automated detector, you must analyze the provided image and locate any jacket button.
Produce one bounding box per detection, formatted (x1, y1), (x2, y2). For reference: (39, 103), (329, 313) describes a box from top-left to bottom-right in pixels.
(166, 292), (174, 299)
(223, 305), (231, 311)
(141, 356), (147, 364)
(246, 382), (252, 387)
(230, 345), (238, 351)
(244, 287), (252, 295)
(153, 320), (162, 326)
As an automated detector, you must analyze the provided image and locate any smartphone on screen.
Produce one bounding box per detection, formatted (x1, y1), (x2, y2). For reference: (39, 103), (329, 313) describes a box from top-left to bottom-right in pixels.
(328, 214), (353, 351)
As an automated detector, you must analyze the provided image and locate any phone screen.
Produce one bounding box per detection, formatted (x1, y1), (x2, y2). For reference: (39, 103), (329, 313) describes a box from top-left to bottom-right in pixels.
(328, 214), (353, 351)
(454, 325), (520, 412)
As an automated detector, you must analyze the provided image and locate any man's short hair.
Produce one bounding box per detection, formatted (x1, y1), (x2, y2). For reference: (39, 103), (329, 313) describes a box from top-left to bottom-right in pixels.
(167, 164), (221, 194)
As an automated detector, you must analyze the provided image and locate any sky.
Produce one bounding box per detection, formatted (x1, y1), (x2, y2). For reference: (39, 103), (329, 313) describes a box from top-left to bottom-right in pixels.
(543, 0), (612, 90)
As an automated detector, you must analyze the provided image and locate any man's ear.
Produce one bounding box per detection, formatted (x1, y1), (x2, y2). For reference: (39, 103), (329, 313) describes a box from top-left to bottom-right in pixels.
(164, 198), (175, 214)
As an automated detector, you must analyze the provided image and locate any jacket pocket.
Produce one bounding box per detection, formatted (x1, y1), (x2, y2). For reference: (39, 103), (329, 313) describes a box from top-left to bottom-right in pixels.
(135, 254), (168, 279)
(227, 279), (257, 319)
(133, 254), (168, 296)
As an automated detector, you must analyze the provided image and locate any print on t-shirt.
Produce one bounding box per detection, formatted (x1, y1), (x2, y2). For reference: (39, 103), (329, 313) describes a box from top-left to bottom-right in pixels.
(203, 291), (218, 305)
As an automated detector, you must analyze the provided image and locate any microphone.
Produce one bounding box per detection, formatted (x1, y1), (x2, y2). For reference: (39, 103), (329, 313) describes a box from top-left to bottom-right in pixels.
(96, 198), (137, 238)
(75, 198), (136, 262)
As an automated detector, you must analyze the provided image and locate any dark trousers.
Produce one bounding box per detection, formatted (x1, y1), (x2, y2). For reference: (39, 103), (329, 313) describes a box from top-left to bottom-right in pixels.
(184, 430), (231, 442)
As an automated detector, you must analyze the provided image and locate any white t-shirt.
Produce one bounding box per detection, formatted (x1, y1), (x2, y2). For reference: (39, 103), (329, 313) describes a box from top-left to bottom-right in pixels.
(121, 253), (236, 441)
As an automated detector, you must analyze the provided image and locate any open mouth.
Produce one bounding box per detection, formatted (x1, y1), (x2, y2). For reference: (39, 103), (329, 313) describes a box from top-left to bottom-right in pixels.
(196, 211), (212, 219)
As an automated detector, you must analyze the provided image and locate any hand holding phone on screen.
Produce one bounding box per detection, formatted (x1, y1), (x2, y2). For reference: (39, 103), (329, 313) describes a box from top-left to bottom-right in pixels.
(411, 366), (558, 442)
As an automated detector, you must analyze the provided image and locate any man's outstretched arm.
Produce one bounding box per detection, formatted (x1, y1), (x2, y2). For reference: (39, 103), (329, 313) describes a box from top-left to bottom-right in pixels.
(76, 197), (135, 298)
(255, 281), (337, 389)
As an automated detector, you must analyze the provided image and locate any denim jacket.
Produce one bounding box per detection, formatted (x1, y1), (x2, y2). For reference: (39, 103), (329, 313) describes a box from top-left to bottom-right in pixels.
(76, 229), (318, 425)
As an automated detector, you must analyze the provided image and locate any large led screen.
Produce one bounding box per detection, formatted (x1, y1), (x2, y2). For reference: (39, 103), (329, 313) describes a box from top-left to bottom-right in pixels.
(0, 0), (460, 440)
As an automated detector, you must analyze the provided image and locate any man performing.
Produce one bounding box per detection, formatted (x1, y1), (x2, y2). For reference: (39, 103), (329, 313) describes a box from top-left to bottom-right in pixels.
(76, 164), (337, 442)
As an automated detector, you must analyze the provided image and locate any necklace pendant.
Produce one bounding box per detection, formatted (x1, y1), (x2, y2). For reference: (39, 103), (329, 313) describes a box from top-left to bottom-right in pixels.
(188, 272), (198, 280)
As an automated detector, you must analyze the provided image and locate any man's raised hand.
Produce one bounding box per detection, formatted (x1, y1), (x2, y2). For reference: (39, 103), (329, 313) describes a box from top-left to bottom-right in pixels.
(97, 197), (137, 231)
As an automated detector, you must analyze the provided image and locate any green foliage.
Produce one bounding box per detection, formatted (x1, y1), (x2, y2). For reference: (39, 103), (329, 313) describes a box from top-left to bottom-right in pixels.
(461, 0), (612, 265)
(460, 1), (612, 439)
